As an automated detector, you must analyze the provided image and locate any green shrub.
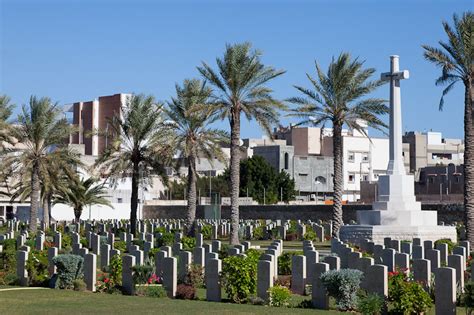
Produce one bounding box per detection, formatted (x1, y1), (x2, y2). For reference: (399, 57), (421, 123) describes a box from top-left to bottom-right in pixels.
(132, 259), (155, 285)
(113, 241), (126, 253)
(0, 239), (17, 273)
(0, 272), (18, 285)
(109, 254), (122, 285)
(143, 285), (167, 298)
(154, 227), (166, 234)
(303, 230), (317, 241)
(156, 232), (174, 247)
(286, 221), (297, 235)
(278, 251), (304, 275)
(148, 248), (160, 260)
(388, 271), (432, 314)
(267, 285), (291, 307)
(435, 238), (455, 254)
(245, 248), (262, 264)
(135, 284), (166, 297)
(357, 292), (384, 315)
(218, 244), (230, 260)
(185, 264), (204, 288)
(52, 254), (84, 289)
(26, 250), (49, 286)
(252, 226), (266, 240)
(73, 279), (86, 291)
(221, 254), (258, 303)
(62, 234), (72, 250)
(463, 281), (474, 312)
(320, 269), (363, 310)
(200, 225), (212, 240)
(181, 236), (196, 251)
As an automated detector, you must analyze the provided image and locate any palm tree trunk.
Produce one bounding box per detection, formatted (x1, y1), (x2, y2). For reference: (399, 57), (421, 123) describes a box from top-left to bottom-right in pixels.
(229, 109), (241, 245)
(130, 160), (139, 236)
(464, 79), (474, 243)
(29, 161), (40, 233)
(42, 196), (50, 228)
(185, 153), (197, 237)
(332, 122), (344, 238)
(74, 206), (82, 223)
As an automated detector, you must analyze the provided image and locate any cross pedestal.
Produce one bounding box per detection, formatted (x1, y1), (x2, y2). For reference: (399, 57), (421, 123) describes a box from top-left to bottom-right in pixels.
(340, 55), (456, 244)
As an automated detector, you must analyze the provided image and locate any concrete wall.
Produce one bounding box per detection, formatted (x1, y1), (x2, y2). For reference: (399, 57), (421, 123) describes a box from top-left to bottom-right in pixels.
(144, 204), (367, 222)
(143, 203), (465, 225)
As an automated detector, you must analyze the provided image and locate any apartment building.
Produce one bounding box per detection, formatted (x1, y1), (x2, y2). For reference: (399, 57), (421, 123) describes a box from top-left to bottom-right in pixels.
(403, 131), (464, 175)
(68, 93), (130, 156)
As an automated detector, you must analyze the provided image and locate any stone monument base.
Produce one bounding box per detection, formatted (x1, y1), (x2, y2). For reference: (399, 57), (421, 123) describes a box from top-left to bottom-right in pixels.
(339, 224), (457, 245)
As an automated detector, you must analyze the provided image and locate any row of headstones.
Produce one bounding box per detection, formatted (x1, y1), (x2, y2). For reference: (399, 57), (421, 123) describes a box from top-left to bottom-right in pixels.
(331, 238), (466, 315)
(121, 239), (257, 299)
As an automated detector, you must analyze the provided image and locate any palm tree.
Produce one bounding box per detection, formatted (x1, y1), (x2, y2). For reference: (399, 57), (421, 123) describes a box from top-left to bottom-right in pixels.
(95, 94), (173, 235)
(288, 53), (388, 237)
(0, 95), (13, 142)
(198, 42), (286, 244)
(165, 79), (229, 236)
(8, 155), (78, 227)
(54, 176), (112, 222)
(422, 12), (474, 242)
(2, 96), (77, 232)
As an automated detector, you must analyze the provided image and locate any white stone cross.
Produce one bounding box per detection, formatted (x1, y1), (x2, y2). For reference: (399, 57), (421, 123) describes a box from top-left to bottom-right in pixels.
(381, 55), (409, 175)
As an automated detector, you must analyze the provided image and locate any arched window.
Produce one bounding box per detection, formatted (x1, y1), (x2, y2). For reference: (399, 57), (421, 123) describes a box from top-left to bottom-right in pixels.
(284, 152), (289, 170)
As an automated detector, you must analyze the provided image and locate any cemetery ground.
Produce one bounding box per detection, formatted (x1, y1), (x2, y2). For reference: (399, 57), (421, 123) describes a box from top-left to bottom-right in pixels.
(0, 219), (473, 314)
(0, 286), (336, 314)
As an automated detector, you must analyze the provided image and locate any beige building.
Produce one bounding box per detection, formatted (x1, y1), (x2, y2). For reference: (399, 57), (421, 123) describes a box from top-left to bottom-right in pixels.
(403, 131), (464, 177)
(67, 93), (130, 156)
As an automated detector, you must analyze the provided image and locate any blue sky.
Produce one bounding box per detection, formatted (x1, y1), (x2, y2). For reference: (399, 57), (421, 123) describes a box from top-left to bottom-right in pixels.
(1, 0), (471, 139)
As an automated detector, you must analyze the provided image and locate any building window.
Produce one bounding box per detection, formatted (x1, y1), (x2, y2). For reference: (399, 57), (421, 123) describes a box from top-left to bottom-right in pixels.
(117, 198), (123, 203)
(428, 177), (435, 184)
(348, 173), (355, 183)
(455, 176), (460, 183)
(348, 152), (355, 163)
(284, 152), (289, 170)
(363, 174), (369, 181)
(299, 173), (308, 177)
(315, 176), (326, 184)
(362, 153), (369, 162)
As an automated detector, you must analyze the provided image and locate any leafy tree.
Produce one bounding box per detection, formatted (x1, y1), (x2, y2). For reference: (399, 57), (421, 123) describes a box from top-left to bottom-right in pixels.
(54, 176), (112, 222)
(237, 156), (295, 204)
(165, 79), (228, 236)
(95, 94), (173, 235)
(288, 53), (388, 237)
(198, 42), (286, 244)
(2, 96), (77, 232)
(422, 12), (474, 243)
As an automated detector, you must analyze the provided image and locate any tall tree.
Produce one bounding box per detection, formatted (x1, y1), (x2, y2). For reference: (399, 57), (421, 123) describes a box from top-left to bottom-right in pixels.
(2, 96), (76, 232)
(288, 53), (388, 237)
(95, 94), (173, 235)
(165, 79), (228, 236)
(422, 12), (474, 242)
(0, 95), (13, 143)
(8, 152), (79, 226)
(54, 176), (112, 222)
(198, 42), (286, 244)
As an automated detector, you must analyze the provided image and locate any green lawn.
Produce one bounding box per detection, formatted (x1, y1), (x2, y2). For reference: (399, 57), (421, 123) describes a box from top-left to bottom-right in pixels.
(0, 288), (341, 315)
